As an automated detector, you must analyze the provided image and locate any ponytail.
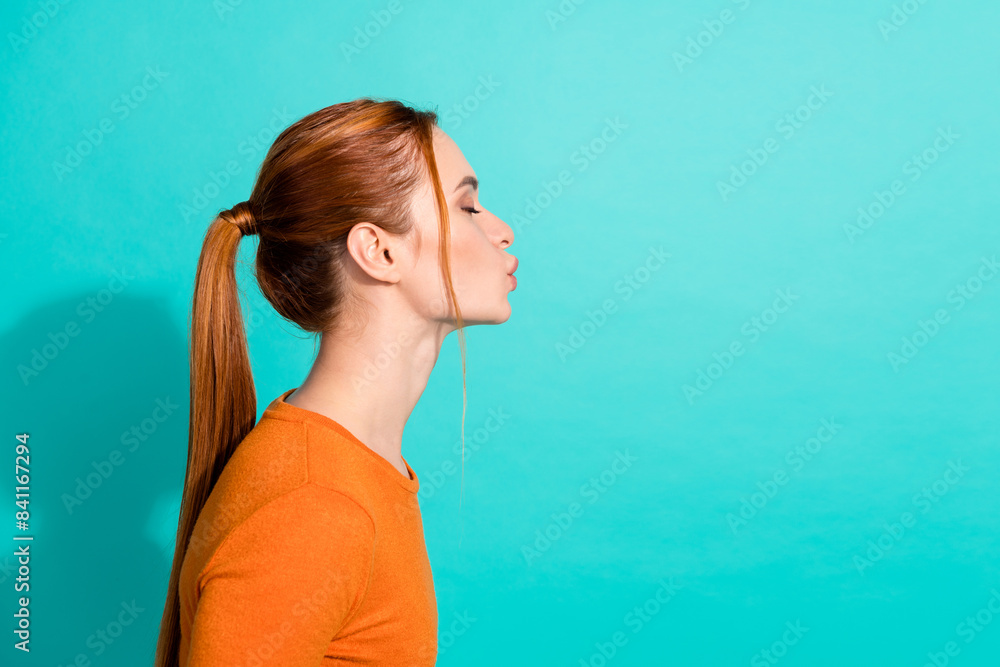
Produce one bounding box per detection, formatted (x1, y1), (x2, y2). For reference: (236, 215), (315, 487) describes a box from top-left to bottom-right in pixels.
(154, 202), (258, 666)
(156, 98), (475, 663)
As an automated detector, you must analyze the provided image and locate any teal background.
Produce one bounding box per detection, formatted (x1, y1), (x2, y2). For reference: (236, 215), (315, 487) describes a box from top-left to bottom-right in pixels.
(2, 0), (999, 665)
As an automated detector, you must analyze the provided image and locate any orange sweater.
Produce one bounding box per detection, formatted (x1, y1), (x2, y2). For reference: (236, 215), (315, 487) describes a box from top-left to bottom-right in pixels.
(177, 388), (438, 665)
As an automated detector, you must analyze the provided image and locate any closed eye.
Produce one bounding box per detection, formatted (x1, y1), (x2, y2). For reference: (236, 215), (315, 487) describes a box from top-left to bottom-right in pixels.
(462, 207), (482, 215)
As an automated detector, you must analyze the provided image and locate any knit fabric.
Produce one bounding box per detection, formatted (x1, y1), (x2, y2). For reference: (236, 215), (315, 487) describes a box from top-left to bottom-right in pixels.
(177, 388), (437, 665)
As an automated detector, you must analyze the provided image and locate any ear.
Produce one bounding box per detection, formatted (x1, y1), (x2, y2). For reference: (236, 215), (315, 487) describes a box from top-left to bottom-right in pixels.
(345, 223), (402, 283)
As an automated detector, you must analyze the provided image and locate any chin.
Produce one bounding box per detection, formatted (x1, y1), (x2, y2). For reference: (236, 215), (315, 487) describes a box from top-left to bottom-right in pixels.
(495, 300), (513, 324)
(460, 303), (511, 326)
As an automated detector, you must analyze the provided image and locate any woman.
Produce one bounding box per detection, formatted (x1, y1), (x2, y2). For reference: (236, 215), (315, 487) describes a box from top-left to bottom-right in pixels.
(155, 98), (518, 666)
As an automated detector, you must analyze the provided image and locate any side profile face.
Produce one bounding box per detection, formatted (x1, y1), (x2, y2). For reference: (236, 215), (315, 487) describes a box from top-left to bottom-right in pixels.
(401, 126), (518, 327)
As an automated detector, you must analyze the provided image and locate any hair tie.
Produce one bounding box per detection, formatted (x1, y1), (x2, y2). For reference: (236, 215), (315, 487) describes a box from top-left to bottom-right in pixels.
(227, 201), (258, 236)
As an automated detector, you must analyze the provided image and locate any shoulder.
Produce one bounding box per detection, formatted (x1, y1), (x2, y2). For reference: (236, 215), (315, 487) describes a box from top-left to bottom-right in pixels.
(200, 482), (376, 580)
(298, 419), (384, 515)
(184, 483), (379, 656)
(183, 416), (378, 589)
(213, 412), (376, 516)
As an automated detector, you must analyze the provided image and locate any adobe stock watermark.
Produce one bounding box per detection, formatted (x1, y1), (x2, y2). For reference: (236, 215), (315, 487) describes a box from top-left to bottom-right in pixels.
(887, 255), (997, 372)
(556, 246), (670, 362)
(920, 588), (1000, 667)
(522, 450), (637, 565)
(242, 243), (329, 341)
(416, 610), (477, 663)
(545, 0), (587, 30)
(0, 555), (16, 586)
(345, 295), (466, 392)
(672, 0), (757, 73)
(213, 0), (246, 20)
(179, 107), (294, 224)
(184, 452), (294, 562)
(56, 599), (145, 665)
(511, 117), (627, 234)
(853, 459), (968, 575)
(878, 0), (932, 41)
(52, 66), (169, 182)
(417, 407), (510, 502)
(238, 569), (358, 666)
(340, 1), (403, 63)
(61, 397), (180, 514)
(727, 417), (843, 534)
(442, 75), (501, 131)
(717, 84), (834, 202)
(186, 502), (243, 562)
(683, 288), (799, 405)
(17, 268), (136, 386)
(750, 620), (809, 666)
(7, 0), (72, 54)
(242, 295), (271, 341)
(347, 305), (441, 393)
(843, 126), (959, 243)
(577, 578), (682, 667)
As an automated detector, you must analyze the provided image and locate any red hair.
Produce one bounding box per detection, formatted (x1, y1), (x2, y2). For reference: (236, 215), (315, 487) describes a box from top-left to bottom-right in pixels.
(155, 98), (467, 666)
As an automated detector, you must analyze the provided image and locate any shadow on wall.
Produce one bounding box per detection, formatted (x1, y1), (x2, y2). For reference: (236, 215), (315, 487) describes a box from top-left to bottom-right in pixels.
(0, 291), (192, 666)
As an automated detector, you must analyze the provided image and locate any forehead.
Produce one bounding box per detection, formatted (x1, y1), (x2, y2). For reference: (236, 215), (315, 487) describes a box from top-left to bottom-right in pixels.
(432, 127), (474, 189)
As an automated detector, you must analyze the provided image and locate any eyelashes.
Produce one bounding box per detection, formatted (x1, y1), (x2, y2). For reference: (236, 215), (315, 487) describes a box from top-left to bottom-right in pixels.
(462, 207), (482, 215)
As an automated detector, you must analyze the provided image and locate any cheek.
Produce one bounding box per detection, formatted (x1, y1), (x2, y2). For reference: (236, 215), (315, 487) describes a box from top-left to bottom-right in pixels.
(448, 224), (500, 293)
(451, 227), (483, 268)
(467, 237), (500, 282)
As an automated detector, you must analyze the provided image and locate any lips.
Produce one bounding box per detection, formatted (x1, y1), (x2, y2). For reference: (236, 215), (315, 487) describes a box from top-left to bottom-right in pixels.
(507, 257), (518, 290)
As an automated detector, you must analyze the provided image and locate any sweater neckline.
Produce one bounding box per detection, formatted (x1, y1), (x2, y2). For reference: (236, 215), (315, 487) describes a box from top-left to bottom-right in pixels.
(265, 387), (420, 494)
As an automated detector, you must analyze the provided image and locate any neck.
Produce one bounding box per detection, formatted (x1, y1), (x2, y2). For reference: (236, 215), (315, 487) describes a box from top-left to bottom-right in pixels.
(286, 307), (453, 474)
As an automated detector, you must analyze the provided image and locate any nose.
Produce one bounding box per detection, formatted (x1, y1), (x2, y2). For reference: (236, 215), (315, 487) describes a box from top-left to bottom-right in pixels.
(489, 210), (514, 250)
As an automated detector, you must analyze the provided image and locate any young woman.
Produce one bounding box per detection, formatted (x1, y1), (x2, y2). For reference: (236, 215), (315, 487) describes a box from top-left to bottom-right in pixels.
(155, 98), (518, 666)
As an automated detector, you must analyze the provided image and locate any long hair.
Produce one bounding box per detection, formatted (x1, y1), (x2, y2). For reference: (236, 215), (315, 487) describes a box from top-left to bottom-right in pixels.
(154, 98), (467, 666)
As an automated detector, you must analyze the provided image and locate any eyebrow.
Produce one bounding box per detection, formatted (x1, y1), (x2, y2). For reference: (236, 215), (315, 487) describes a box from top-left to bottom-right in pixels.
(453, 175), (478, 193)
